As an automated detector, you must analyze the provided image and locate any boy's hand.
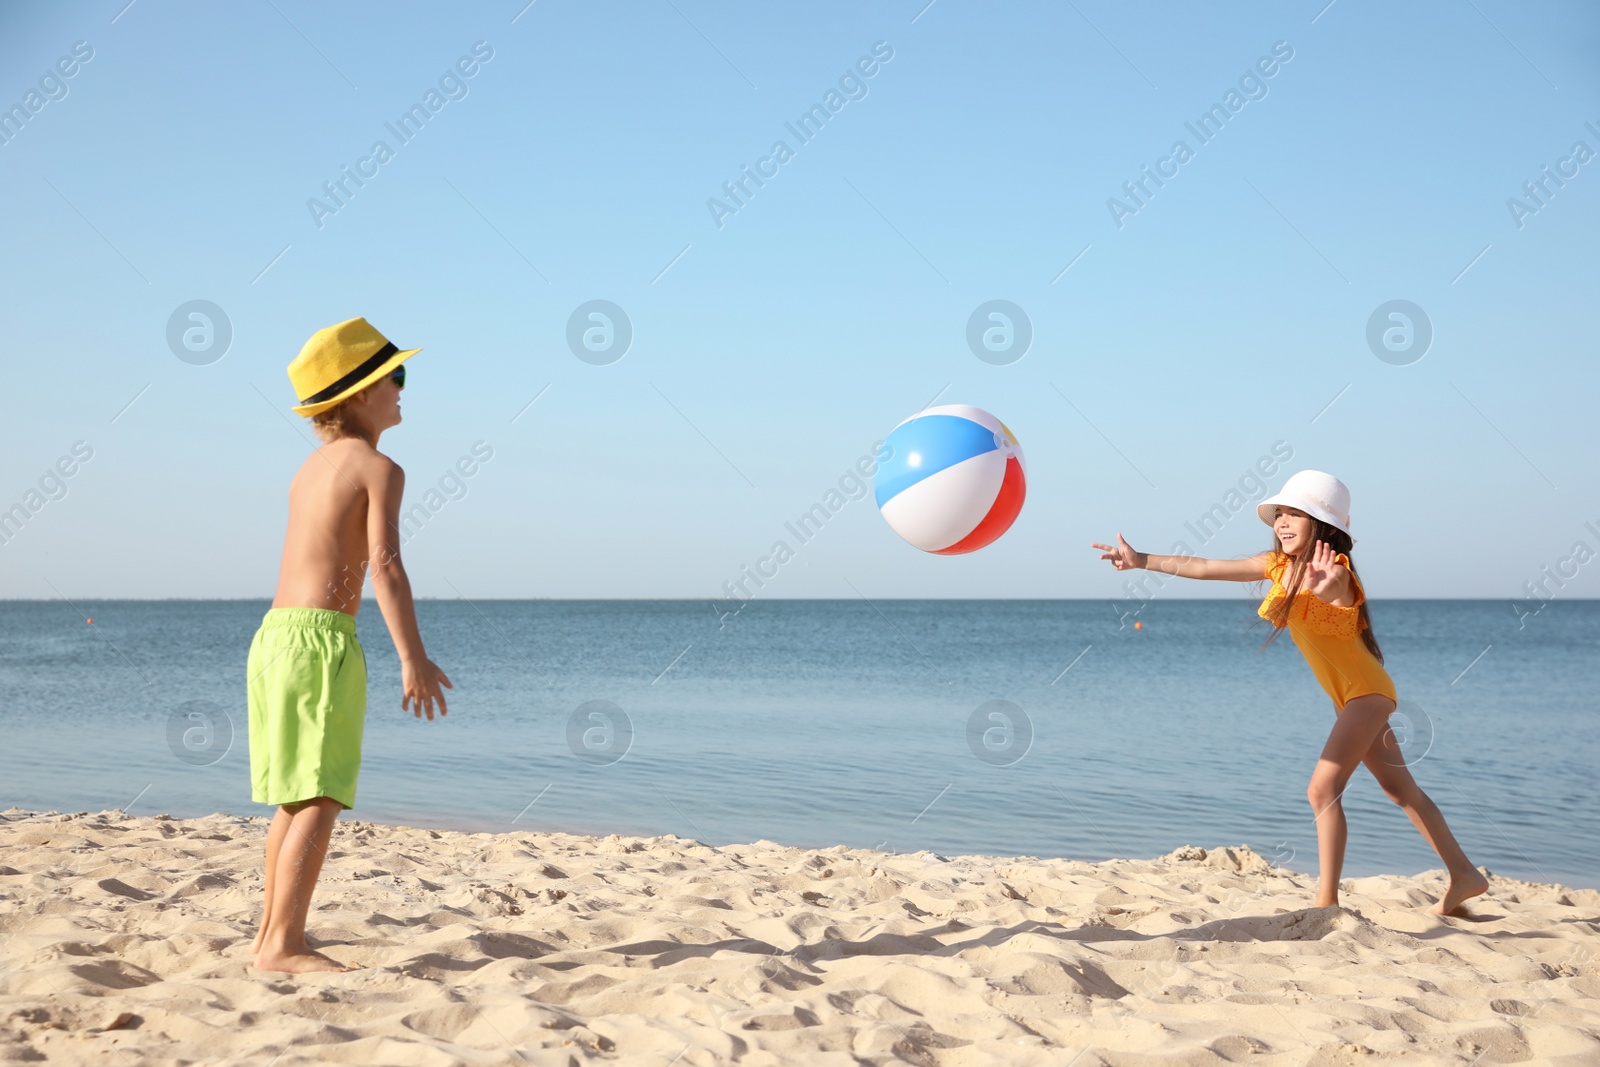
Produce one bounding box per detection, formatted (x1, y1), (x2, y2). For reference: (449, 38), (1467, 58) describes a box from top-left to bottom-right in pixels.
(401, 659), (453, 720)
(1092, 532), (1146, 571)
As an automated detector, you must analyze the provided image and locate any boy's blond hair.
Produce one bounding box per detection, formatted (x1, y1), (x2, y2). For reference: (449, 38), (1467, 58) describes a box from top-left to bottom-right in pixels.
(309, 401), (361, 442)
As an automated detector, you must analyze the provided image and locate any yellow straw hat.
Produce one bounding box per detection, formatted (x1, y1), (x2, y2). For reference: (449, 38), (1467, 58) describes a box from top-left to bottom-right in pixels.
(288, 317), (420, 417)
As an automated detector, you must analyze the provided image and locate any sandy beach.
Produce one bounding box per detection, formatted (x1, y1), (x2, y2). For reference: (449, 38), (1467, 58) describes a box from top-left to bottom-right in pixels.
(1, 809), (1596, 1065)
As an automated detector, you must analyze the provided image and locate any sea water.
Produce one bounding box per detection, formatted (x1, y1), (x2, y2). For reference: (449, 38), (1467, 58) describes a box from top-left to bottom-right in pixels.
(2, 597), (1594, 889)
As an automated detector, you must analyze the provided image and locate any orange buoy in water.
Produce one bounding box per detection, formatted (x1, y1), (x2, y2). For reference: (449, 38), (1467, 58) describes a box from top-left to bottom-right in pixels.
(1133, 621), (1142, 630)
(86, 617), (94, 624)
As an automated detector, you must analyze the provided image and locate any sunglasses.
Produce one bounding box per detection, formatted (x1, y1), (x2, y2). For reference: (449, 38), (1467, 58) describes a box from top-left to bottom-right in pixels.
(389, 365), (406, 390)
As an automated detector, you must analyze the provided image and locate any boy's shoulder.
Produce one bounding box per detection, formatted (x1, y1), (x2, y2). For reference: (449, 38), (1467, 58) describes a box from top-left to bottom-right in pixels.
(305, 436), (402, 481)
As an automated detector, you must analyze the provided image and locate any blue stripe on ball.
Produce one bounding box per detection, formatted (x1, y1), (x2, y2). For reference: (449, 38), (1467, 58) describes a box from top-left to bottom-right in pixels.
(873, 414), (1000, 508)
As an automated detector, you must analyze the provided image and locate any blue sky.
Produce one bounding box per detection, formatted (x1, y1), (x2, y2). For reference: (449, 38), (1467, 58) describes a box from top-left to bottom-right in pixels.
(1, 0), (1596, 601)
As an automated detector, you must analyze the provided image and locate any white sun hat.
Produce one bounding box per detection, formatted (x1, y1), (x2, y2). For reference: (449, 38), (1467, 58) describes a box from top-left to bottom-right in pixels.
(1257, 470), (1355, 545)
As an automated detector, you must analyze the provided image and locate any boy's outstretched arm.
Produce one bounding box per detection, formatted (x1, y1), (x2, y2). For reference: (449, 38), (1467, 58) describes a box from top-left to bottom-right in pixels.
(368, 459), (453, 720)
(1093, 532), (1271, 581)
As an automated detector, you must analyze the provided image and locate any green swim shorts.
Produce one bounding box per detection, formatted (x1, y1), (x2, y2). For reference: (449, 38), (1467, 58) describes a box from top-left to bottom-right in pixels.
(247, 607), (367, 810)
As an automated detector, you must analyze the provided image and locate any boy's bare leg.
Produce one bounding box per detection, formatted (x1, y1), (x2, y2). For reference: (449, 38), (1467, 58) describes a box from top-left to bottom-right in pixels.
(253, 797), (350, 973)
(249, 806), (295, 956)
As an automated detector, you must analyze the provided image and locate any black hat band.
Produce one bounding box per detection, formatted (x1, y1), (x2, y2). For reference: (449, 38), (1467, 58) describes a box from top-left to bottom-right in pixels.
(299, 342), (400, 406)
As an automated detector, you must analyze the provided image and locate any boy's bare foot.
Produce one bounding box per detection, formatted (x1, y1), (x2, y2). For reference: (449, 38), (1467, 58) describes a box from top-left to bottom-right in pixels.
(1429, 868), (1490, 916)
(247, 929), (314, 956)
(252, 948), (352, 974)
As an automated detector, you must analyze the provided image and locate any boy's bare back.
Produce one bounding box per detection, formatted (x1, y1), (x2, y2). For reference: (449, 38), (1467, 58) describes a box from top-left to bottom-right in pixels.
(272, 438), (399, 617)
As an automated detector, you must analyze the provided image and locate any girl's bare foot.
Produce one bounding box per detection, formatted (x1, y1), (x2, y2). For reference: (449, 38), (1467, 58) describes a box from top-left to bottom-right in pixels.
(252, 948), (352, 974)
(1429, 868), (1490, 916)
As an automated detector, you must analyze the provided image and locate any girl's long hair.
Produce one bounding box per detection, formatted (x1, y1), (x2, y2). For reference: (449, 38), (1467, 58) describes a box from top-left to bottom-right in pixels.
(1256, 515), (1384, 663)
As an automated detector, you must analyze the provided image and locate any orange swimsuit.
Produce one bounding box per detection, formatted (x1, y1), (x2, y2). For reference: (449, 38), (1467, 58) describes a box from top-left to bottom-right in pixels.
(1257, 549), (1396, 708)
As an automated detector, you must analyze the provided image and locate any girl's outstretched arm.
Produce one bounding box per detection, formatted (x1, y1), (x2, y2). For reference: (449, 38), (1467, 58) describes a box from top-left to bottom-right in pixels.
(1093, 532), (1272, 581)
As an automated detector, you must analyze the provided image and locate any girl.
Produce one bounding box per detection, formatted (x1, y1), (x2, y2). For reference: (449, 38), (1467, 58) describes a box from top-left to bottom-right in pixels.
(1092, 470), (1487, 916)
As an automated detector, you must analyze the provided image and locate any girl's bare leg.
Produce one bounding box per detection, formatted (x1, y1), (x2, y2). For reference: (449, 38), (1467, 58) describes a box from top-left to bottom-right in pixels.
(1306, 694), (1400, 907)
(1358, 718), (1489, 915)
(253, 797), (349, 973)
(249, 805), (295, 956)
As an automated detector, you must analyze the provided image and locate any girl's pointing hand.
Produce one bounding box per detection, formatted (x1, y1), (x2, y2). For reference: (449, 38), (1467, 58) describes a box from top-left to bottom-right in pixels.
(1092, 532), (1145, 571)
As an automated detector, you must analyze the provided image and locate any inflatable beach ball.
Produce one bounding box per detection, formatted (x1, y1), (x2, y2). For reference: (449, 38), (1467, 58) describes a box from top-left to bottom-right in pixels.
(873, 405), (1026, 554)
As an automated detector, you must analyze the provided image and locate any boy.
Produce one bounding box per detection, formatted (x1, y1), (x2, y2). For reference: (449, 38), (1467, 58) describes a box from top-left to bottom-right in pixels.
(247, 316), (452, 973)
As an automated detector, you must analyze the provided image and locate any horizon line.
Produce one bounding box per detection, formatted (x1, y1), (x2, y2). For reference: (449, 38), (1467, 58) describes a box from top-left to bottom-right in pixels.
(0, 595), (1580, 603)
